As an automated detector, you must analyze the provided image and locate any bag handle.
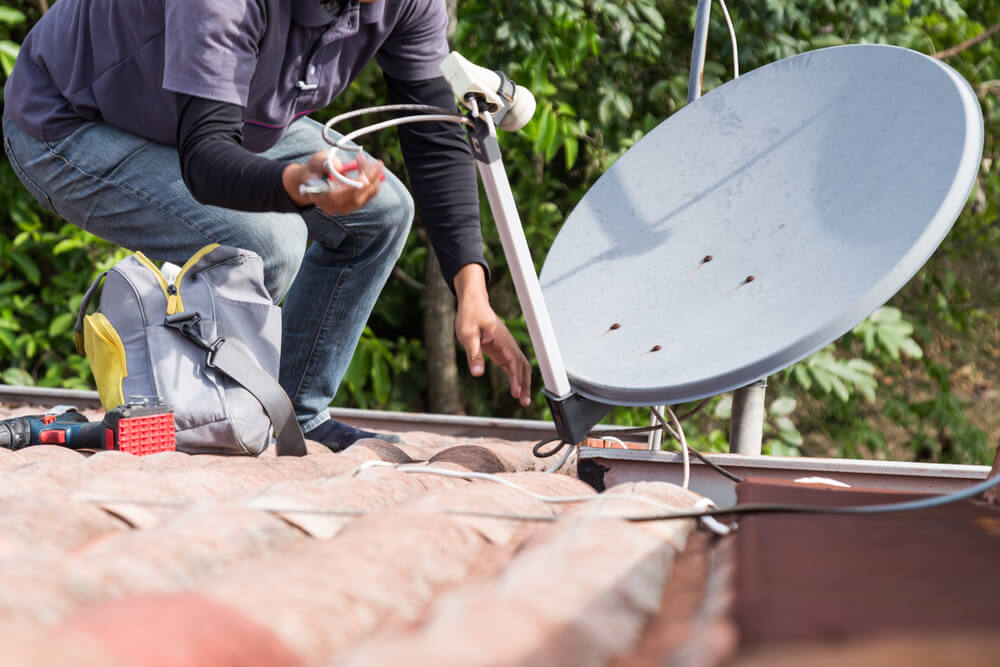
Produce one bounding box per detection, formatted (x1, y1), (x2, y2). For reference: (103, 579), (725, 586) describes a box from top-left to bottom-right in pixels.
(74, 271), (108, 355)
(164, 311), (307, 457)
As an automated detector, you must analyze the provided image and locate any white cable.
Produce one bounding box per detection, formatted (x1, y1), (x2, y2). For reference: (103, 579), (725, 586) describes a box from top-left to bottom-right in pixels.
(544, 443), (576, 473)
(667, 407), (691, 490)
(602, 436), (629, 449)
(316, 104), (473, 188)
(652, 407), (691, 491)
(352, 461), (700, 513)
(717, 0), (739, 79)
(694, 497), (732, 535)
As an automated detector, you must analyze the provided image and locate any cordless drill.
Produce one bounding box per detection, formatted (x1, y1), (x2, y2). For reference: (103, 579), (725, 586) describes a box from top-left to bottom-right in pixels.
(0, 404), (175, 455)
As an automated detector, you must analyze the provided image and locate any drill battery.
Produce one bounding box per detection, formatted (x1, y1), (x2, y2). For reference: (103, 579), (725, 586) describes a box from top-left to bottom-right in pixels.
(0, 404), (175, 455)
(101, 404), (176, 455)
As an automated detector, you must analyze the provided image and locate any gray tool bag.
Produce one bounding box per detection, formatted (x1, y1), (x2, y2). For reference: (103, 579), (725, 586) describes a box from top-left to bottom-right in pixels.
(74, 244), (306, 456)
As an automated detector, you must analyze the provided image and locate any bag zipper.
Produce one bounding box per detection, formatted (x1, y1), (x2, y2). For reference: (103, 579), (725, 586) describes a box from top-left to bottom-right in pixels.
(133, 244), (220, 316)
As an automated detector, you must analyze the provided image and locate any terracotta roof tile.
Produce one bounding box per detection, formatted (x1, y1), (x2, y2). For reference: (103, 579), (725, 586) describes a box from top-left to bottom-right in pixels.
(245, 467), (459, 538)
(0, 447), (26, 470)
(0, 403), (712, 665)
(334, 482), (700, 667)
(407, 481), (558, 545)
(428, 444), (509, 473)
(67, 593), (305, 667)
(206, 512), (487, 662)
(10, 443), (88, 462)
(0, 623), (127, 667)
(0, 494), (127, 559)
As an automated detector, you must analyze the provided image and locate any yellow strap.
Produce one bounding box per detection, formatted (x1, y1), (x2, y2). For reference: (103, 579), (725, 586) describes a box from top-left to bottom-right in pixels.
(133, 252), (171, 311)
(170, 244), (221, 314)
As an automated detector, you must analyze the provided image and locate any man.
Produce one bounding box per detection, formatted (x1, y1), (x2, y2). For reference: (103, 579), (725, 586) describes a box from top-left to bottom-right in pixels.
(2, 0), (532, 450)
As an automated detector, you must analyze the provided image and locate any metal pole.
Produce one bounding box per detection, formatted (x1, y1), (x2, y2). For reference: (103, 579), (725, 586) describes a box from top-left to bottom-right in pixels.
(729, 379), (766, 455)
(649, 0), (714, 451)
(687, 0), (713, 104)
(472, 115), (573, 399)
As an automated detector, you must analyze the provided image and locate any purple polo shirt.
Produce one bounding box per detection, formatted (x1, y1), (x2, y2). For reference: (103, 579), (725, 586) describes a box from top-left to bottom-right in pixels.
(5, 0), (448, 152)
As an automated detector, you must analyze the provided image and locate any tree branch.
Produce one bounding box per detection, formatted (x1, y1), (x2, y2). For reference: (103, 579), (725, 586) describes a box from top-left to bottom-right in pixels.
(933, 21), (1000, 60)
(36, 0), (48, 14)
(392, 266), (425, 291)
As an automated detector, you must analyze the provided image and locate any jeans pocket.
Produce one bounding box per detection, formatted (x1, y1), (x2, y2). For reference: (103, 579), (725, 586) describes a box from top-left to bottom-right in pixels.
(3, 133), (58, 215)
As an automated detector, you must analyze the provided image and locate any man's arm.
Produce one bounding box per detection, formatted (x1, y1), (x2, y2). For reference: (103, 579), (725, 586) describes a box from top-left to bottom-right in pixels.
(385, 73), (532, 407)
(176, 94), (384, 215)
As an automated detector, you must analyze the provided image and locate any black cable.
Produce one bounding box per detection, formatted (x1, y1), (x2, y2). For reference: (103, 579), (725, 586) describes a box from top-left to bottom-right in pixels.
(442, 472), (1000, 522)
(676, 398), (712, 421)
(649, 407), (744, 483)
(581, 398), (711, 439)
(80, 471), (1000, 524)
(533, 403), (744, 486)
(533, 436), (569, 458)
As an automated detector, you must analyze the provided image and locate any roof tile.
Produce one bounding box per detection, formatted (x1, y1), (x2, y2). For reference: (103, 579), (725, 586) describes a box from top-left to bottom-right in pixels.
(0, 623), (126, 666)
(0, 494), (127, 560)
(334, 482), (698, 667)
(0, 402), (712, 665)
(206, 511), (487, 662)
(65, 593), (304, 667)
(244, 467), (457, 538)
(428, 444), (509, 473)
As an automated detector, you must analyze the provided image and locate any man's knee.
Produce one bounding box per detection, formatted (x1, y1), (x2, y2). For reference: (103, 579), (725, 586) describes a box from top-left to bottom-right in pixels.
(374, 175), (415, 255)
(258, 221), (308, 302)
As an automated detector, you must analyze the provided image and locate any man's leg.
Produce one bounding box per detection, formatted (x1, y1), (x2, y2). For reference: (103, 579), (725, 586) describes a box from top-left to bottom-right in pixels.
(260, 118), (414, 447)
(4, 112), (412, 448)
(2, 113), (307, 301)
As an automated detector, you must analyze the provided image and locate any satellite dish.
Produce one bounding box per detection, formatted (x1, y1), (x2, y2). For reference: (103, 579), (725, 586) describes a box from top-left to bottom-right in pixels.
(539, 44), (983, 407)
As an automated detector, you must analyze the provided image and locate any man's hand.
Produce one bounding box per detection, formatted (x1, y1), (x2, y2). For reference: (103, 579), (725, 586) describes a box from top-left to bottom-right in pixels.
(453, 264), (533, 408)
(283, 151), (384, 215)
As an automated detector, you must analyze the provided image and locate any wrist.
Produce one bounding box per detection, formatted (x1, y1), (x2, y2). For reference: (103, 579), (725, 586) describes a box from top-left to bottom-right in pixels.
(281, 163), (312, 208)
(453, 263), (489, 304)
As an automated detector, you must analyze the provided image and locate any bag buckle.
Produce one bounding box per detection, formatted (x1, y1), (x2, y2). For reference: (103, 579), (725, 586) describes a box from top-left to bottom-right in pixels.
(164, 311), (227, 366)
(164, 311), (213, 351)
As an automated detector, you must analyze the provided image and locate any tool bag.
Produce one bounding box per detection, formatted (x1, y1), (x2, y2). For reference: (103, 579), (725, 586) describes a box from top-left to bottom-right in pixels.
(74, 244), (306, 456)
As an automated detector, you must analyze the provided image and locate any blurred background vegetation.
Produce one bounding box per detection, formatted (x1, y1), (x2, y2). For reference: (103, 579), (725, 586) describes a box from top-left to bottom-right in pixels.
(1, 0), (997, 463)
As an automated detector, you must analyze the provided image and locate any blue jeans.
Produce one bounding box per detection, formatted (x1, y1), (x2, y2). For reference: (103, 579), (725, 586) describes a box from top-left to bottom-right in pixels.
(3, 112), (413, 431)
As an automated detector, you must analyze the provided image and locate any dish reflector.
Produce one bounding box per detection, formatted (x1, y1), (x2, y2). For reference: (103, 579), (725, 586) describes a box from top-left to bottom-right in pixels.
(539, 45), (983, 406)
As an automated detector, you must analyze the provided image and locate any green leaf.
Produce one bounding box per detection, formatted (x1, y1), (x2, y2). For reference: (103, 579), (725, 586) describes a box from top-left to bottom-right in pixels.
(0, 280), (25, 297)
(791, 364), (812, 390)
(53, 239), (86, 255)
(0, 6), (25, 24)
(533, 106), (554, 156)
(0, 329), (15, 353)
(563, 135), (579, 170)
(2, 368), (34, 387)
(713, 394), (733, 419)
(372, 355), (390, 405)
(8, 251), (40, 285)
(769, 396), (797, 416)
(343, 345), (371, 394)
(0, 40), (18, 77)
(48, 312), (76, 338)
(778, 427), (804, 447)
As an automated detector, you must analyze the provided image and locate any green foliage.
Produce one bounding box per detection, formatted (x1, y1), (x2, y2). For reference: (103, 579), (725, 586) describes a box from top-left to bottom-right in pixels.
(336, 326), (426, 411)
(0, 160), (129, 389)
(0, 3), (24, 77)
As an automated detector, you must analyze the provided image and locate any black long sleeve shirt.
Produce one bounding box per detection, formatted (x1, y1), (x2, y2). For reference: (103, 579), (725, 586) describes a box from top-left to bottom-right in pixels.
(175, 74), (488, 288)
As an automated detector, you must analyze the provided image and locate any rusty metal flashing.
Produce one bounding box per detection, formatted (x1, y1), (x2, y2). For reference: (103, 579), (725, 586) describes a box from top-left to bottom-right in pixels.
(0, 384), (643, 443)
(579, 448), (991, 506)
